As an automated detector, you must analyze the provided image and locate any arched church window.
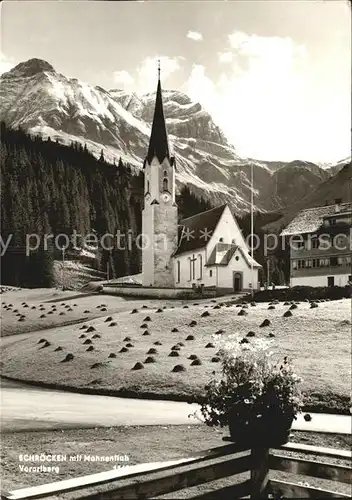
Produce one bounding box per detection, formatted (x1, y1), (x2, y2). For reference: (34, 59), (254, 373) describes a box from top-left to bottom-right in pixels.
(163, 177), (169, 191)
(176, 261), (180, 283)
(219, 237), (224, 242)
(147, 180), (150, 193)
(198, 254), (202, 279)
(163, 170), (168, 177)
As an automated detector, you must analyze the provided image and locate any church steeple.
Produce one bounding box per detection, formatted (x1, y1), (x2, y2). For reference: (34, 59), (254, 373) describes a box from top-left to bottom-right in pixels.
(146, 60), (171, 165)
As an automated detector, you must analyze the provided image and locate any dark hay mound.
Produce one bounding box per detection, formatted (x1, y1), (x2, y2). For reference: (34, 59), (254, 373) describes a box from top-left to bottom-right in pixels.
(40, 314), (46, 318)
(213, 305), (221, 310)
(183, 305), (189, 309)
(241, 304), (248, 309)
(201, 311), (210, 317)
(105, 316), (113, 322)
(215, 329), (224, 335)
(205, 343), (215, 348)
(236, 304), (242, 308)
(92, 334), (101, 339)
(191, 358), (202, 366)
(268, 332), (276, 337)
(37, 338), (47, 344)
(163, 306), (167, 309)
(123, 336), (132, 342)
(177, 342), (185, 347)
(140, 323), (148, 329)
(86, 346), (94, 352)
(260, 319), (271, 327)
(284, 302), (290, 306)
(185, 335), (195, 341)
(90, 362), (104, 369)
(54, 346), (63, 351)
(100, 308), (107, 312)
(168, 351), (180, 357)
(171, 327), (179, 332)
(188, 354), (198, 360)
(67, 308), (73, 312)
(132, 362), (144, 370)
(172, 364), (186, 373)
(153, 341), (162, 345)
(144, 356), (156, 364)
(119, 347), (129, 353)
(290, 304), (298, 310)
(142, 305), (148, 309)
(156, 308), (163, 313)
(90, 379), (102, 385)
(108, 353), (116, 358)
(211, 356), (220, 363)
(147, 348), (158, 354)
(240, 338), (249, 344)
(61, 353), (74, 362)
(171, 345), (181, 351)
(31, 306), (36, 310)
(246, 331), (256, 337)
(143, 316), (152, 322)
(40, 341), (51, 348)
(251, 302), (257, 307)
(142, 330), (150, 336)
(109, 322), (118, 327)
(189, 320), (197, 327)
(211, 299), (217, 303)
(193, 303), (199, 306)
(268, 306), (275, 310)
(310, 303), (318, 308)
(238, 309), (247, 316)
(59, 312), (65, 316)
(83, 339), (92, 345)
(125, 343), (134, 348)
(80, 325), (88, 330)
(84, 310), (90, 313)
(86, 326), (96, 333)
(47, 311), (54, 315)
(79, 334), (86, 339)
(131, 309), (138, 314)
(283, 310), (293, 317)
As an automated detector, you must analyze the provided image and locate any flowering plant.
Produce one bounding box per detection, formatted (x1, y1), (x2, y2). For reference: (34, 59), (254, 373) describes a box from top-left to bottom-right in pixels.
(197, 336), (304, 429)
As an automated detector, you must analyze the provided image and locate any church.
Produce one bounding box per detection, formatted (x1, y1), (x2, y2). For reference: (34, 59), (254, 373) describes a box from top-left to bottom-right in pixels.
(141, 68), (261, 294)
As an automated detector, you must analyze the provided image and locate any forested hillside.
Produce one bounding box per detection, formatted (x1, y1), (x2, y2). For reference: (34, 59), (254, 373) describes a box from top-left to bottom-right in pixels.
(0, 123), (212, 287)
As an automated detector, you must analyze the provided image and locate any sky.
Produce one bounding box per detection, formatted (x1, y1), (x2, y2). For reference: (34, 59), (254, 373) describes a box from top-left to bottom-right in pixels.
(0, 0), (351, 163)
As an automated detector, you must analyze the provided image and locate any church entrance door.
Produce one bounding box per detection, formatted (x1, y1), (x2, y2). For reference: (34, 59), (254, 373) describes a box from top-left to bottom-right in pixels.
(233, 272), (242, 292)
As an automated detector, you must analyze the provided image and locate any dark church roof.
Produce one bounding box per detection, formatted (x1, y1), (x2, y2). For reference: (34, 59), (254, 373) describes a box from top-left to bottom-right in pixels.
(173, 205), (227, 256)
(145, 77), (171, 165)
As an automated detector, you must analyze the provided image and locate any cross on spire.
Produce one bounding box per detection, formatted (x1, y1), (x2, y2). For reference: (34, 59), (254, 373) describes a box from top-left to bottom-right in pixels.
(157, 59), (161, 80)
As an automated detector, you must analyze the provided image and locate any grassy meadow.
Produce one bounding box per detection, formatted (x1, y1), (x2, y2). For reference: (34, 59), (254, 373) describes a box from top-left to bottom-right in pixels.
(1, 289), (351, 413)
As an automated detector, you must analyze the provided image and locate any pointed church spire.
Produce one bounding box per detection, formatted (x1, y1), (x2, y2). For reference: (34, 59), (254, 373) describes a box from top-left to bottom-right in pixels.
(146, 60), (170, 165)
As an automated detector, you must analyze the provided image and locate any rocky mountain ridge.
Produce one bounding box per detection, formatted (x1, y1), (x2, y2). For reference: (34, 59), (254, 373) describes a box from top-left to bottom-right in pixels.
(0, 58), (344, 214)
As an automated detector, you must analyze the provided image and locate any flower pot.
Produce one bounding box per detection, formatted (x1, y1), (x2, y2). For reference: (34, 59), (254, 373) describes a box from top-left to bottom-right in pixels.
(228, 411), (293, 447)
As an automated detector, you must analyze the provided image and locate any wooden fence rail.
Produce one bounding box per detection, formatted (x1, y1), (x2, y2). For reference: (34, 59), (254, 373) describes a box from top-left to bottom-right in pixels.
(1, 441), (351, 500)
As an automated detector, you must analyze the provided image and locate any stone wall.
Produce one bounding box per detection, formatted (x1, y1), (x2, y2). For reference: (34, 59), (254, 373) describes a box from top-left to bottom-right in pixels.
(101, 285), (216, 299)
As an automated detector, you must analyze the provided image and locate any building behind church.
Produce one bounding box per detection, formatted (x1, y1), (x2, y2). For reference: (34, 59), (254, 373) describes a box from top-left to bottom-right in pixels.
(141, 69), (261, 293)
(281, 199), (352, 287)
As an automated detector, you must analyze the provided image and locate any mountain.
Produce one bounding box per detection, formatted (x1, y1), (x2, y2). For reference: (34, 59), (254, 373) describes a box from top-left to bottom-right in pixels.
(0, 58), (340, 214)
(264, 162), (352, 233)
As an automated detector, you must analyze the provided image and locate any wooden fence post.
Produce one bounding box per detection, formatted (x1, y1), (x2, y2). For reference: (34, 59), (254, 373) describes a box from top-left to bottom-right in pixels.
(250, 447), (270, 499)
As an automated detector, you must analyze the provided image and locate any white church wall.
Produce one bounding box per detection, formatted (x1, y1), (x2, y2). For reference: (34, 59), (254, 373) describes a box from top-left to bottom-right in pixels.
(217, 248), (259, 291)
(173, 247), (217, 288)
(208, 206), (249, 256)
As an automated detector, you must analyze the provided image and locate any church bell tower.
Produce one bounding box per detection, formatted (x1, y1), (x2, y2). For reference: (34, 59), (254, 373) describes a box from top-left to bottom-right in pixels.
(142, 62), (178, 287)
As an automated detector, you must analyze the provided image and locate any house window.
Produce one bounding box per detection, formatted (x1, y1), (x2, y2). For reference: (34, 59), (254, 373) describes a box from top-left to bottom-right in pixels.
(176, 261), (180, 283)
(209, 269), (213, 277)
(292, 260), (297, 270)
(312, 238), (319, 249)
(337, 257), (344, 266)
(346, 256), (352, 265)
(305, 259), (312, 268)
(329, 219), (337, 226)
(330, 257), (338, 267)
(198, 254), (202, 279)
(163, 178), (168, 191)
